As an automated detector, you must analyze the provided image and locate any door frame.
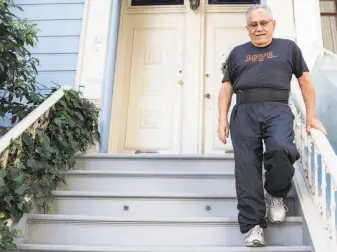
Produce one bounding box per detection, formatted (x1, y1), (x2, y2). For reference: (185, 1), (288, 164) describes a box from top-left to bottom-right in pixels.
(108, 0), (253, 154)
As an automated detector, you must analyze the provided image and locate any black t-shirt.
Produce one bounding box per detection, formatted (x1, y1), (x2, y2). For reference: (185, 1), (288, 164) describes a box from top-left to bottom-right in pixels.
(222, 38), (309, 93)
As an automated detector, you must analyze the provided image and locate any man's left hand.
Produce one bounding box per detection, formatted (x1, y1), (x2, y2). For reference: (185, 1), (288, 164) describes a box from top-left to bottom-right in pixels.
(306, 117), (327, 135)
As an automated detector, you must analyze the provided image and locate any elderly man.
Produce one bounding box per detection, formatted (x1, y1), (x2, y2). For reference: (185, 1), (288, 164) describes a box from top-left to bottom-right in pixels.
(217, 4), (327, 247)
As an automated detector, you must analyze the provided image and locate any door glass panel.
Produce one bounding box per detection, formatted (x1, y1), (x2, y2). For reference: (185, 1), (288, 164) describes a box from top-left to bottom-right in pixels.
(209, 0), (259, 5)
(131, 0), (184, 6)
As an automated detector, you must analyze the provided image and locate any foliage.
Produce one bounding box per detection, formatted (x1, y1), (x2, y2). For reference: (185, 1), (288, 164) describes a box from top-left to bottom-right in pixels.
(0, 217), (17, 251)
(0, 0), (43, 124)
(0, 1), (100, 251)
(0, 89), (100, 251)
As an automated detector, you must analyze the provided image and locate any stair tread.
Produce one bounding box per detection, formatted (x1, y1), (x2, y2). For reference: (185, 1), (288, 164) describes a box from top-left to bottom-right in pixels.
(75, 154), (235, 160)
(52, 190), (295, 199)
(16, 244), (312, 252)
(59, 170), (235, 176)
(27, 214), (302, 224)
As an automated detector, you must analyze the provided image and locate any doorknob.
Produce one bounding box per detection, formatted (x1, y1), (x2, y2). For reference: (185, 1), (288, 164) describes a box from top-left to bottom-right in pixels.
(204, 93), (211, 99)
(178, 80), (183, 86)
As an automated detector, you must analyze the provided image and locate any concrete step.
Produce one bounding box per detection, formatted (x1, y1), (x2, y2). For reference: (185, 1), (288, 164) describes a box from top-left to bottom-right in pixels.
(15, 244), (313, 252)
(26, 215), (303, 247)
(58, 170), (235, 194)
(50, 191), (297, 218)
(58, 170), (296, 196)
(74, 154), (235, 173)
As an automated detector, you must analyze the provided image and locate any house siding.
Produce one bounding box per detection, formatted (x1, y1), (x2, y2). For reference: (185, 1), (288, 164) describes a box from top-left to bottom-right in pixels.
(13, 0), (85, 92)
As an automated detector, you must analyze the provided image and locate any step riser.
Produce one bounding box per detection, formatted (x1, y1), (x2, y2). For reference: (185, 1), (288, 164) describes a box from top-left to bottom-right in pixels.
(74, 158), (235, 173)
(59, 176), (296, 197)
(26, 222), (303, 246)
(59, 176), (236, 194)
(51, 198), (296, 218)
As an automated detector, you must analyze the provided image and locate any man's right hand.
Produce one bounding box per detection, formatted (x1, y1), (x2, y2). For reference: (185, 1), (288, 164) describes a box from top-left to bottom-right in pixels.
(217, 119), (230, 144)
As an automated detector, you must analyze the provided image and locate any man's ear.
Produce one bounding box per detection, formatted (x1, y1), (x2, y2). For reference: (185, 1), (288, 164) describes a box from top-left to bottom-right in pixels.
(272, 20), (276, 31)
(245, 25), (250, 33)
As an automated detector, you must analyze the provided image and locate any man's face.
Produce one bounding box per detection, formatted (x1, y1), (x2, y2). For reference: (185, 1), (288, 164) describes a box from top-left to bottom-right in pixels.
(246, 8), (275, 47)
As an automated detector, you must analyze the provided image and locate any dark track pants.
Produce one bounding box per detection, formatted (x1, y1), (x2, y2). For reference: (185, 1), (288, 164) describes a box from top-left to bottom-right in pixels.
(229, 102), (300, 234)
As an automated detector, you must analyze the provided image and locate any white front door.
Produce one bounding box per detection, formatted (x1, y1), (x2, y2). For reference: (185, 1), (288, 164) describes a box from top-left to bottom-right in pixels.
(203, 10), (249, 154)
(110, 1), (254, 154)
(124, 14), (185, 153)
(111, 2), (186, 154)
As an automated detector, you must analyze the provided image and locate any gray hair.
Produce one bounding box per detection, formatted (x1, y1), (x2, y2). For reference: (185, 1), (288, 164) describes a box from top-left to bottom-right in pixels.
(246, 4), (273, 22)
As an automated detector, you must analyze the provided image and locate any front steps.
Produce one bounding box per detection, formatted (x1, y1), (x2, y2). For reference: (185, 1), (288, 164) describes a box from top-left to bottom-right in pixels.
(16, 155), (312, 252)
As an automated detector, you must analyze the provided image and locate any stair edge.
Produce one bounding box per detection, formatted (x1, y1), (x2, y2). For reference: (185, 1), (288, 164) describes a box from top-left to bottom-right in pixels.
(14, 244), (312, 252)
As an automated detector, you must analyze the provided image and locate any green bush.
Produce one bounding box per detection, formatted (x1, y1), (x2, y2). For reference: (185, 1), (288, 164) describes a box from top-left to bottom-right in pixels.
(0, 0), (43, 124)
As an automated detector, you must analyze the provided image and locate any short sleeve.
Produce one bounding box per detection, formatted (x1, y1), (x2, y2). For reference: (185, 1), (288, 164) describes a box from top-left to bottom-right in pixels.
(292, 42), (309, 78)
(221, 49), (235, 84)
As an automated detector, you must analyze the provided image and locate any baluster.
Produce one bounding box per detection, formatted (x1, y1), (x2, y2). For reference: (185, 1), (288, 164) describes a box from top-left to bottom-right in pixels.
(331, 184), (336, 242)
(321, 162), (327, 227)
(292, 103), (298, 146)
(298, 114), (303, 155)
(301, 121), (307, 173)
(296, 112), (302, 162)
(292, 102), (298, 145)
(307, 137), (313, 188)
(314, 146), (319, 203)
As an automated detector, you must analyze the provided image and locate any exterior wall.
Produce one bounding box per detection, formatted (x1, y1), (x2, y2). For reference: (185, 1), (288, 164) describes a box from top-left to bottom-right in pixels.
(13, 0), (85, 93)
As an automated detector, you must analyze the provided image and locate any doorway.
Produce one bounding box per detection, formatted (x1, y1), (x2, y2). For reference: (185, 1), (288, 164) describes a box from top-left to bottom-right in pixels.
(110, 0), (256, 154)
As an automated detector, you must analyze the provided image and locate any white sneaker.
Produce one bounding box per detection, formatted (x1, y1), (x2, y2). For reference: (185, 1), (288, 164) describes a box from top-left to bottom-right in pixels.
(244, 225), (266, 247)
(266, 194), (288, 223)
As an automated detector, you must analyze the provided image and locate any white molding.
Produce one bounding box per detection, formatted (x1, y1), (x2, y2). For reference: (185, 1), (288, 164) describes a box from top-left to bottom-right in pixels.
(108, 0), (128, 153)
(74, 0), (113, 101)
(124, 4), (252, 14)
(196, 1), (206, 154)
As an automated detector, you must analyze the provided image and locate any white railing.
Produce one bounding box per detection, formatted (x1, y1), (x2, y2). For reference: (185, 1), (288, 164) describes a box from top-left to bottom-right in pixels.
(0, 85), (71, 227)
(0, 86), (71, 160)
(290, 92), (337, 243)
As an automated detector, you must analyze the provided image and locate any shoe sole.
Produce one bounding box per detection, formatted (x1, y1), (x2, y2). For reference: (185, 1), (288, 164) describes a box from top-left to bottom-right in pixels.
(245, 240), (266, 247)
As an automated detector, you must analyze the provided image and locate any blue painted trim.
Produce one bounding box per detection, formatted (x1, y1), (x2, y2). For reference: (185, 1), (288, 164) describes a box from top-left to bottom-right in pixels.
(99, 0), (122, 153)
